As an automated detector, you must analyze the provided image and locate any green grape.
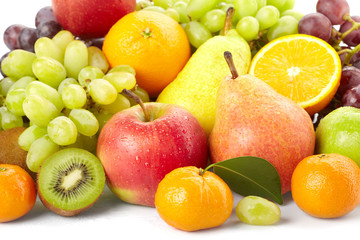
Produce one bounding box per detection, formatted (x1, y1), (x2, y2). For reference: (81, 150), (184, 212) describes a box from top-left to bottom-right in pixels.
(172, 1), (190, 23)
(153, 0), (173, 8)
(0, 106), (23, 130)
(165, 8), (180, 22)
(108, 65), (136, 76)
(100, 94), (131, 114)
(52, 30), (74, 53)
(32, 56), (67, 88)
(200, 9), (226, 33)
(233, 0), (258, 19)
(34, 37), (64, 63)
(67, 133), (98, 154)
(26, 135), (59, 172)
(23, 95), (60, 127)
(142, 6), (166, 13)
(78, 66), (104, 87)
(281, 9), (304, 21)
(136, 0), (153, 10)
(256, 0), (267, 9)
(69, 109), (99, 136)
(18, 125), (47, 151)
(61, 84), (87, 109)
(104, 72), (137, 92)
(1, 50), (36, 79)
(91, 108), (113, 132)
(0, 77), (16, 96)
(124, 86), (150, 106)
(87, 46), (109, 74)
(266, 0), (285, 9)
(47, 116), (78, 145)
(256, 6), (280, 30)
(25, 81), (64, 111)
(5, 89), (26, 116)
(267, 15), (298, 41)
(236, 16), (260, 41)
(236, 196), (281, 225)
(187, 0), (218, 20)
(184, 21), (212, 48)
(57, 78), (79, 94)
(64, 40), (88, 79)
(277, 0), (294, 12)
(88, 78), (117, 105)
(7, 76), (35, 93)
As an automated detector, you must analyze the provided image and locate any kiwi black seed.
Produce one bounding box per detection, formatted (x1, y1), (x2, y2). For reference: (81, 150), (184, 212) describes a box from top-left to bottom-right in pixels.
(37, 148), (105, 217)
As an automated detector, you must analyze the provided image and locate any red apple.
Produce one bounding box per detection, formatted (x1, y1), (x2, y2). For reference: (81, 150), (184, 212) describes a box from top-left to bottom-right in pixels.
(51, 0), (136, 38)
(97, 102), (208, 207)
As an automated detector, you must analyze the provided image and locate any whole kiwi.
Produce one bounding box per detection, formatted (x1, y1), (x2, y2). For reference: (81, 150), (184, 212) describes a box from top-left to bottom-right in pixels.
(0, 127), (36, 180)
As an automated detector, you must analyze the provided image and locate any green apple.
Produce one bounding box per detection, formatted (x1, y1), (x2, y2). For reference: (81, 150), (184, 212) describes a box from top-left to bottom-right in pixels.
(315, 106), (360, 167)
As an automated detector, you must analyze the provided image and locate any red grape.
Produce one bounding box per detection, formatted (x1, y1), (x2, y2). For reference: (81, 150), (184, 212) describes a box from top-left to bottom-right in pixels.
(341, 84), (360, 108)
(18, 27), (38, 52)
(35, 6), (57, 28)
(3, 24), (26, 50)
(337, 66), (360, 97)
(316, 0), (350, 25)
(340, 16), (360, 47)
(37, 20), (62, 38)
(298, 13), (332, 41)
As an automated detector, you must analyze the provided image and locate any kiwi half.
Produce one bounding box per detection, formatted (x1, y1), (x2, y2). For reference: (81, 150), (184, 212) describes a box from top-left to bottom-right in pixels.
(37, 148), (105, 217)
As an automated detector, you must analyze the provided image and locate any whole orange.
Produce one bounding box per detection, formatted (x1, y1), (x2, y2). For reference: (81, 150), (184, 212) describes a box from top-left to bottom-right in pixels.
(102, 10), (191, 98)
(154, 166), (233, 232)
(291, 153), (360, 218)
(0, 164), (37, 222)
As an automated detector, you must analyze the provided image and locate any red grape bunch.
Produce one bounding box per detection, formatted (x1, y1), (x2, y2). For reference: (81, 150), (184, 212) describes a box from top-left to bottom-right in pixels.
(298, 0), (360, 109)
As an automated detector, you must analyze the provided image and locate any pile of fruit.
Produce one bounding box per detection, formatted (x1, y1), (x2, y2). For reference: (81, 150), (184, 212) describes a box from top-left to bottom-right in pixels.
(1, 0), (360, 233)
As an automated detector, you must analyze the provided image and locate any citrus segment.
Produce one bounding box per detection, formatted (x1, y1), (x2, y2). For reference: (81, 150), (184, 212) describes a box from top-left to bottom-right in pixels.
(249, 34), (341, 115)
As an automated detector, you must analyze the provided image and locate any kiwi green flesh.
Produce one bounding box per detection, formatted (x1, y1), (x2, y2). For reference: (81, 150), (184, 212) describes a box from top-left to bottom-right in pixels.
(38, 148), (105, 215)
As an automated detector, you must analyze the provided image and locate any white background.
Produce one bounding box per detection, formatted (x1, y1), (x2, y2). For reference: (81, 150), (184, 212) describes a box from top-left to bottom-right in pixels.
(1, 0), (360, 239)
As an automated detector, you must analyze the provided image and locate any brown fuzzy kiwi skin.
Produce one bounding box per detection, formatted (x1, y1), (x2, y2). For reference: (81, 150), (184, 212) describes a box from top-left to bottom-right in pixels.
(36, 165), (103, 217)
(0, 127), (37, 180)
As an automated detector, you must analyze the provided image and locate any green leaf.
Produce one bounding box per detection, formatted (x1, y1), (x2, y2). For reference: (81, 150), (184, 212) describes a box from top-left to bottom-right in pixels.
(209, 156), (283, 205)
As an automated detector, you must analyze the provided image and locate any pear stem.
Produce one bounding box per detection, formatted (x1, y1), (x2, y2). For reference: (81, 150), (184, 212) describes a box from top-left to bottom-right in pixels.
(222, 7), (235, 36)
(224, 51), (239, 79)
(122, 89), (150, 122)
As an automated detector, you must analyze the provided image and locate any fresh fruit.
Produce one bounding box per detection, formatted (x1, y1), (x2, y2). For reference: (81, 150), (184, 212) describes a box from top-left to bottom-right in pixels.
(249, 34), (342, 116)
(236, 196), (281, 225)
(157, 10), (251, 135)
(97, 99), (208, 207)
(0, 127), (35, 179)
(340, 16), (360, 47)
(51, 0), (136, 38)
(37, 148), (106, 217)
(298, 13), (333, 42)
(155, 166), (233, 231)
(316, 0), (350, 25)
(209, 52), (315, 194)
(103, 10), (191, 98)
(291, 153), (360, 218)
(315, 106), (360, 167)
(0, 164), (37, 223)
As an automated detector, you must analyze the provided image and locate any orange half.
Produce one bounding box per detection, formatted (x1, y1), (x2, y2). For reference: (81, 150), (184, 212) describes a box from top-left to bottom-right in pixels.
(249, 34), (341, 115)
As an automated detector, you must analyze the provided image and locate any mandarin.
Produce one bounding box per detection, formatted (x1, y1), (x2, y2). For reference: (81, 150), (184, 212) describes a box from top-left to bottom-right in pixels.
(154, 166), (233, 232)
(0, 164), (37, 223)
(102, 10), (191, 98)
(291, 153), (360, 218)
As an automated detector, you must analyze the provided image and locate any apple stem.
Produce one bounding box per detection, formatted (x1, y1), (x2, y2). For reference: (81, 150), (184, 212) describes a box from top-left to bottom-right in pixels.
(122, 89), (150, 122)
(223, 7), (235, 36)
(224, 51), (239, 79)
